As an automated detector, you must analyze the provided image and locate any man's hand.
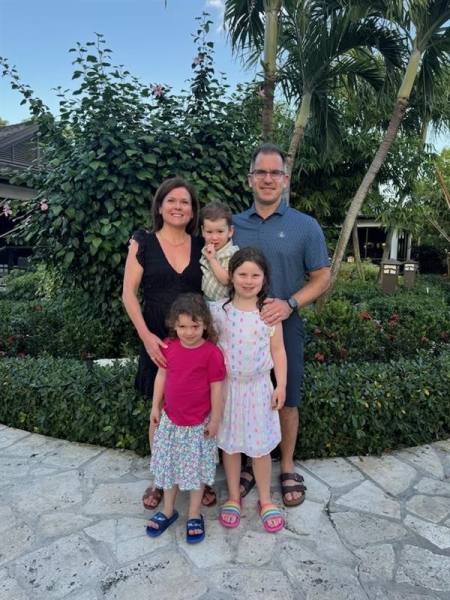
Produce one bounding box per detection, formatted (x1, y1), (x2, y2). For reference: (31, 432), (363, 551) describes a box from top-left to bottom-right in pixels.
(261, 297), (292, 327)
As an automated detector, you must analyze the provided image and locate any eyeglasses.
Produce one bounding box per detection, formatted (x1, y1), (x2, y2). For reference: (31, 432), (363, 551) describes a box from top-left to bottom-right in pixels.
(250, 169), (286, 180)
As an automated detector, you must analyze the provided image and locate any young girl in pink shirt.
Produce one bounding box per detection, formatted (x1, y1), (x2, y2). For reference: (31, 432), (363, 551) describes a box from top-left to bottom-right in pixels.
(147, 293), (225, 544)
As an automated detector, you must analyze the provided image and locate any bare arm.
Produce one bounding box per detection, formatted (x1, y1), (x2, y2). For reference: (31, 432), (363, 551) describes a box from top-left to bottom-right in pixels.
(204, 380), (223, 439)
(270, 323), (287, 410)
(150, 367), (167, 426)
(122, 240), (167, 365)
(204, 244), (231, 286)
(262, 266), (331, 326)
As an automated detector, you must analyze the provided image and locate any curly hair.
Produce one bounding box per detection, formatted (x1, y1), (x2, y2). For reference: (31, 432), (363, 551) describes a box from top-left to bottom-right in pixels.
(223, 247), (270, 312)
(167, 293), (217, 344)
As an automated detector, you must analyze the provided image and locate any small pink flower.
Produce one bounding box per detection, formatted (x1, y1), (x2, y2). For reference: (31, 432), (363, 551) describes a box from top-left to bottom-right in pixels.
(315, 352), (325, 361)
(389, 320), (397, 327)
(17, 352), (25, 358)
(192, 56), (202, 65)
(314, 328), (322, 335)
(0, 351), (6, 356)
(40, 200), (49, 211)
(340, 348), (347, 359)
(327, 332), (336, 339)
(375, 323), (382, 329)
(2, 204), (12, 217)
(421, 336), (430, 343)
(152, 85), (164, 98)
(390, 314), (399, 321)
(360, 312), (372, 320)
(35, 305), (42, 312)
(256, 88), (265, 98)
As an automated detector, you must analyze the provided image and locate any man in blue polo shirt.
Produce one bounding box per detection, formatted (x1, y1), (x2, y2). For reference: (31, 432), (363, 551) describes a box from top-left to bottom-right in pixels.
(233, 143), (330, 506)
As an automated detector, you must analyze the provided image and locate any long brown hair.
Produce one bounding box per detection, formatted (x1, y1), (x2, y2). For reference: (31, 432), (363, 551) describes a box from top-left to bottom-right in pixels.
(151, 177), (199, 234)
(223, 247), (270, 312)
(167, 293), (217, 343)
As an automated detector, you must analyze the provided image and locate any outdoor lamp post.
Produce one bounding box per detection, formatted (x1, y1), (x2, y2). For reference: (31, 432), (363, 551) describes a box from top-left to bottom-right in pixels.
(403, 260), (419, 290)
(380, 259), (402, 295)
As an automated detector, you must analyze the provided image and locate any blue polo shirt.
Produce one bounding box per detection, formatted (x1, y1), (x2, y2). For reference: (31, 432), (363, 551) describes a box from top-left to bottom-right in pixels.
(233, 199), (330, 299)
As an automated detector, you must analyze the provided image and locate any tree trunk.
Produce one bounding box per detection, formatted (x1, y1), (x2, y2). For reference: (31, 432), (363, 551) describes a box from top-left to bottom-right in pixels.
(352, 223), (364, 280)
(262, 1), (282, 141)
(284, 91), (312, 203)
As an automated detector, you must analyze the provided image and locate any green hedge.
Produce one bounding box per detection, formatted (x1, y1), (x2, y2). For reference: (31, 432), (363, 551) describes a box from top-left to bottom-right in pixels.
(1, 354), (449, 458)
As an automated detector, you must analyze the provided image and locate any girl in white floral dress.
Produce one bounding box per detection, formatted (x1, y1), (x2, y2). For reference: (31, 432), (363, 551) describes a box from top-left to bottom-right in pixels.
(210, 248), (287, 533)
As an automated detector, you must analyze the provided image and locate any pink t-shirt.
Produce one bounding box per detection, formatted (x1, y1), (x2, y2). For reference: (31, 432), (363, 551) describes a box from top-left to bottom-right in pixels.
(161, 338), (226, 426)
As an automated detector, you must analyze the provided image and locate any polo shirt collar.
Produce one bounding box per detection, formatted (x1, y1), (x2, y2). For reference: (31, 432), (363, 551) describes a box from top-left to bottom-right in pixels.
(249, 198), (287, 217)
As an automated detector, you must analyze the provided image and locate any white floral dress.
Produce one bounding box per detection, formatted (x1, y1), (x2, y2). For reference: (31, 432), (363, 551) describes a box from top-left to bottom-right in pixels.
(210, 301), (281, 458)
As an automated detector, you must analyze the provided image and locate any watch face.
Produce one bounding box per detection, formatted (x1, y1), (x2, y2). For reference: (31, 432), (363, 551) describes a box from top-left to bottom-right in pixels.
(288, 298), (298, 309)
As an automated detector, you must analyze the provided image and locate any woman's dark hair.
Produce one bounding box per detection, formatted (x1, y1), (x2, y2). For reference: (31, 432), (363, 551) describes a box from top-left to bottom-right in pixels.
(151, 177), (200, 234)
(167, 293), (217, 343)
(223, 247), (270, 312)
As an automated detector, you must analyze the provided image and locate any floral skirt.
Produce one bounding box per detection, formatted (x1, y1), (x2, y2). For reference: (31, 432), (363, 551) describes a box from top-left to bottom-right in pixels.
(150, 411), (217, 491)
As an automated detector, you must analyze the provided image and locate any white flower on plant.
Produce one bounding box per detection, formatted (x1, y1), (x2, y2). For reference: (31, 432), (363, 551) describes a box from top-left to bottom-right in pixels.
(192, 56), (202, 65)
(2, 204), (12, 217)
(40, 199), (49, 211)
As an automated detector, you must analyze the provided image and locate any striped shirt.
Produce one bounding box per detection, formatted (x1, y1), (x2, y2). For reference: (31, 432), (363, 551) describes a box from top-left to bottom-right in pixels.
(200, 240), (239, 301)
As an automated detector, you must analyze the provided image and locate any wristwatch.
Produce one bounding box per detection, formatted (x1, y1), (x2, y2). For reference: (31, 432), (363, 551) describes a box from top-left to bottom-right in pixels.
(287, 297), (298, 310)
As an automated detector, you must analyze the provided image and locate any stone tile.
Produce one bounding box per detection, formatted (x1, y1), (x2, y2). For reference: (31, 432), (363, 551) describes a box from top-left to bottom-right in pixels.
(100, 552), (207, 600)
(406, 495), (450, 523)
(181, 521), (232, 567)
(0, 525), (35, 567)
(207, 567), (294, 600)
(396, 545), (450, 592)
(414, 477), (450, 496)
(83, 482), (145, 516)
(367, 587), (438, 600)
(331, 512), (408, 547)
(348, 455), (417, 496)
(335, 480), (401, 519)
(281, 548), (367, 600)
(0, 568), (28, 600)
(0, 505), (19, 534)
(83, 450), (135, 481)
(236, 530), (277, 566)
(286, 500), (356, 565)
(38, 512), (93, 538)
(0, 457), (31, 485)
(404, 515), (450, 550)
(116, 534), (169, 564)
(0, 428), (29, 449)
(130, 455), (152, 480)
(42, 441), (102, 469)
(290, 465), (331, 504)
(9, 471), (83, 517)
(434, 439), (450, 452)
(301, 457), (365, 488)
(69, 592), (98, 600)
(15, 534), (108, 600)
(354, 544), (395, 582)
(401, 445), (444, 480)
(1, 433), (62, 458)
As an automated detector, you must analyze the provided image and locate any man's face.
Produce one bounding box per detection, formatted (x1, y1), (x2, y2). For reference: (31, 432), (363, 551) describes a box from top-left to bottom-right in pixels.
(247, 152), (289, 207)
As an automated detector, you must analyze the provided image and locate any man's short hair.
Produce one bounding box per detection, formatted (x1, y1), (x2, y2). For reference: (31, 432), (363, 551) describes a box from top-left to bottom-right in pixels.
(200, 199), (233, 227)
(250, 143), (287, 172)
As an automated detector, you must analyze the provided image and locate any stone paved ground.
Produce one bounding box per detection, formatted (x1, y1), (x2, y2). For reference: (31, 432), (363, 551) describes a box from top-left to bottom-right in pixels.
(0, 424), (449, 600)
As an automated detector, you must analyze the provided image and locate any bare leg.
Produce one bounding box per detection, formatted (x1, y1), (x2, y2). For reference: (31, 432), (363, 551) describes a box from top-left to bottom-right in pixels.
(279, 406), (303, 503)
(143, 421), (162, 509)
(253, 454), (282, 529)
(221, 452), (242, 525)
(188, 485), (205, 536)
(146, 485), (177, 530)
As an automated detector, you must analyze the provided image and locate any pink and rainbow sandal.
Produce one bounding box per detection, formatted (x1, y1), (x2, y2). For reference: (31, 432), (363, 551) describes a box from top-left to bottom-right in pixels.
(219, 500), (242, 529)
(257, 501), (285, 533)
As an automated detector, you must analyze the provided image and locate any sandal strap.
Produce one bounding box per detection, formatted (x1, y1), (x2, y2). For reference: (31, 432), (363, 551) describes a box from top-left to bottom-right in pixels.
(260, 503), (282, 523)
(187, 517), (204, 530)
(282, 483), (307, 494)
(221, 501), (241, 515)
(280, 472), (304, 484)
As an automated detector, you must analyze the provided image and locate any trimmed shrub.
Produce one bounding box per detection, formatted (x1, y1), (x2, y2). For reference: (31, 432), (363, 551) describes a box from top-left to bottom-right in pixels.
(1, 354), (449, 458)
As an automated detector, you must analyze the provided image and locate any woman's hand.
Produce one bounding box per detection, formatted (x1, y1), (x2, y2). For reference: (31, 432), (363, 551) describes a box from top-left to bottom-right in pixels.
(150, 406), (161, 427)
(271, 386), (286, 411)
(204, 418), (220, 439)
(142, 331), (168, 367)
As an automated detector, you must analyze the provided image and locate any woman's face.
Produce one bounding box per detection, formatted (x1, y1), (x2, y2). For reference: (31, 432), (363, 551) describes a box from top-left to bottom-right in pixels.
(159, 187), (193, 229)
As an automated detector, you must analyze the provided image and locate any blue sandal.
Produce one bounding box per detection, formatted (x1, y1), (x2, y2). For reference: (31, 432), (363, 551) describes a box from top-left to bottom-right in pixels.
(186, 515), (205, 544)
(146, 510), (179, 537)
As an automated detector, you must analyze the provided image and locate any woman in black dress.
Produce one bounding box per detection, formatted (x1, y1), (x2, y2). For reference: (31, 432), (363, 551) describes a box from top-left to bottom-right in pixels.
(123, 177), (216, 509)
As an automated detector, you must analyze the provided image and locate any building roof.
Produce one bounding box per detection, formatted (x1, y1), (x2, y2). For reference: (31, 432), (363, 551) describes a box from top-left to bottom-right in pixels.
(0, 123), (40, 171)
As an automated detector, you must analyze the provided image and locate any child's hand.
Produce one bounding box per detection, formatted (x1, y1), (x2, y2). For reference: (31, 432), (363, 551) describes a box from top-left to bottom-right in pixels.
(150, 407), (161, 427)
(204, 243), (217, 262)
(271, 386), (286, 410)
(204, 418), (220, 439)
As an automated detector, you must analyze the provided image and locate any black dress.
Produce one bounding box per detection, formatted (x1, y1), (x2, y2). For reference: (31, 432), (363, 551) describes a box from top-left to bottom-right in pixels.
(132, 230), (203, 397)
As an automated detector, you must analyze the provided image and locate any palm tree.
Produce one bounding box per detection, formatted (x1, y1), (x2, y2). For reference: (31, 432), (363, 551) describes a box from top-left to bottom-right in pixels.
(225, 0), (284, 140)
(320, 0), (450, 304)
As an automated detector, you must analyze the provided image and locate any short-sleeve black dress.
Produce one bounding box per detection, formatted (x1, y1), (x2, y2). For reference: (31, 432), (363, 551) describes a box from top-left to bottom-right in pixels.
(132, 230), (203, 397)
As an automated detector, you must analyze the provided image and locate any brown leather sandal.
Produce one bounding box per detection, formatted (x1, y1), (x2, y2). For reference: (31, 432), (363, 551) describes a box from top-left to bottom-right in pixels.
(142, 486), (163, 509)
(201, 484), (217, 507)
(280, 472), (307, 506)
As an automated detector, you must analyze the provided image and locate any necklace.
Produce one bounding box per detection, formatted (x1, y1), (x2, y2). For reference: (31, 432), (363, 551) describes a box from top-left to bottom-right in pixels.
(158, 232), (189, 247)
